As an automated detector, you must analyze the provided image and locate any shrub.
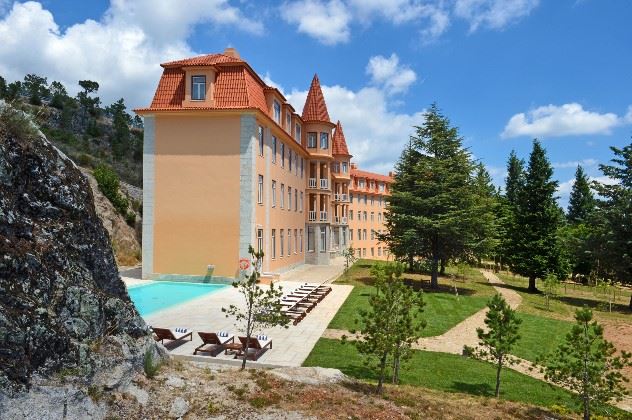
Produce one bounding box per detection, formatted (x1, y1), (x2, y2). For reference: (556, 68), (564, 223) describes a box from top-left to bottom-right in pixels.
(0, 102), (40, 139)
(93, 164), (129, 217)
(143, 350), (160, 379)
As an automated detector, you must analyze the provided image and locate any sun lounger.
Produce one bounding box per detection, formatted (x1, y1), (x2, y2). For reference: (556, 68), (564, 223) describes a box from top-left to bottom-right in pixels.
(282, 309), (306, 325)
(152, 327), (193, 344)
(193, 331), (234, 355)
(236, 336), (272, 361)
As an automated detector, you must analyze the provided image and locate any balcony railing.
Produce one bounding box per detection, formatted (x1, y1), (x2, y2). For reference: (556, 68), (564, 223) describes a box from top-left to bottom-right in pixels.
(334, 193), (348, 202)
(319, 211), (328, 222)
(308, 178), (317, 188)
(334, 216), (348, 225)
(341, 216), (348, 224)
(320, 178), (329, 189)
(308, 211), (316, 221)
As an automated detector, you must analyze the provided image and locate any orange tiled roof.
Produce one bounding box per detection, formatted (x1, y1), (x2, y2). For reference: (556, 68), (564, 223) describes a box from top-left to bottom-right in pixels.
(332, 120), (351, 156)
(301, 74), (330, 123)
(161, 53), (243, 68)
(351, 168), (393, 183)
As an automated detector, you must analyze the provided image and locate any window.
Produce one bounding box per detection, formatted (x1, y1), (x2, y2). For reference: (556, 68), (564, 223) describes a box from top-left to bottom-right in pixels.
(287, 227), (291, 255)
(363, 229), (367, 240)
(280, 229), (284, 256)
(320, 132), (329, 149)
(257, 229), (263, 253)
(371, 196), (374, 206)
(281, 143), (285, 167)
(350, 230), (354, 241)
(300, 229), (303, 252)
(191, 75), (206, 100)
(272, 137), (277, 163)
(257, 175), (263, 204)
(289, 149), (293, 171)
(280, 184), (285, 208)
(371, 212), (374, 222)
(307, 132), (317, 148)
(300, 158), (304, 178)
(378, 247), (382, 256)
(271, 229), (276, 259)
(342, 227), (347, 246)
(379, 182), (385, 192)
(378, 212), (381, 222)
(300, 192), (303, 212)
(258, 126), (264, 156)
(295, 124), (301, 142)
(371, 230), (374, 240)
(364, 211), (367, 221)
(349, 210), (353, 220)
(319, 226), (326, 252)
(342, 161), (348, 173)
(294, 154), (298, 175)
(286, 112), (291, 131)
(357, 229), (361, 240)
(294, 229), (298, 254)
(295, 190), (298, 212)
(307, 227), (315, 251)
(363, 248), (366, 257)
(350, 193), (353, 203)
(271, 180), (276, 207)
(371, 247), (374, 257)
(273, 100), (281, 123)
(359, 179), (365, 188)
(333, 162), (339, 173)
(364, 195), (368, 204)
(288, 187), (292, 211)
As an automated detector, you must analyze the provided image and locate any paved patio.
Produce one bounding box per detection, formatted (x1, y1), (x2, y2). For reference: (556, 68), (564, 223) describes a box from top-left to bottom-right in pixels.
(121, 261), (350, 367)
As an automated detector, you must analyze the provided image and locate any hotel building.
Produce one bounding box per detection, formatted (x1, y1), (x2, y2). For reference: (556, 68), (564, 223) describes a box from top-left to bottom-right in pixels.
(136, 48), (393, 280)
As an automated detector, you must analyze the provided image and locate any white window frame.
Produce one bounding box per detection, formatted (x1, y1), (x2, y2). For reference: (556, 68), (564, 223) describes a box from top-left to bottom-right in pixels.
(271, 180), (276, 207)
(257, 175), (263, 204)
(191, 75), (206, 100)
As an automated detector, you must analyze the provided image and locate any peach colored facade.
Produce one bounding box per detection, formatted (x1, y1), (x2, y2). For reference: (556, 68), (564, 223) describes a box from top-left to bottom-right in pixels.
(136, 48), (393, 280)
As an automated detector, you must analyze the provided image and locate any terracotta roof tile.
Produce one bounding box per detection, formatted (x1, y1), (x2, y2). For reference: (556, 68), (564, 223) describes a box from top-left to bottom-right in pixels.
(214, 66), (249, 108)
(332, 120), (351, 156)
(301, 74), (330, 122)
(149, 67), (185, 109)
(161, 53), (243, 68)
(351, 168), (393, 183)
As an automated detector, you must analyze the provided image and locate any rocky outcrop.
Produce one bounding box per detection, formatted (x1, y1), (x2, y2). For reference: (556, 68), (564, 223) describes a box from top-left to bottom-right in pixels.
(268, 367), (349, 385)
(0, 103), (162, 407)
(82, 169), (141, 266)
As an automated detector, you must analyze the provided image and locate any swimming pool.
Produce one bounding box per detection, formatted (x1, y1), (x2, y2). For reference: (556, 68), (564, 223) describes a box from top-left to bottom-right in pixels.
(128, 282), (228, 316)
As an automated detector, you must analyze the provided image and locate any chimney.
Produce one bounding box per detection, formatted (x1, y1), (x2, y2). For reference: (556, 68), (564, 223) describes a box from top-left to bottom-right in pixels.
(388, 171), (393, 177)
(224, 47), (240, 59)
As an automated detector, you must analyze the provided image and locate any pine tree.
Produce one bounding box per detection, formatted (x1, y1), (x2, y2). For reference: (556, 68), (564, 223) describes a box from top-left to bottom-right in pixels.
(474, 294), (521, 397)
(512, 140), (565, 292)
(540, 308), (631, 420)
(0, 75), (7, 99)
(500, 151), (525, 270)
(567, 165), (595, 224)
(592, 142), (632, 308)
(471, 164), (500, 264)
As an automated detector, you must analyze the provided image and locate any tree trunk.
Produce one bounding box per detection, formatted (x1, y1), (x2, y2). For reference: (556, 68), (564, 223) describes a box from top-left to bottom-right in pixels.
(495, 355), (503, 397)
(376, 353), (388, 394)
(583, 394), (590, 420)
(392, 346), (401, 384)
(408, 253), (414, 272)
(528, 275), (538, 292)
(439, 258), (446, 275)
(628, 294), (632, 310)
(430, 256), (439, 289)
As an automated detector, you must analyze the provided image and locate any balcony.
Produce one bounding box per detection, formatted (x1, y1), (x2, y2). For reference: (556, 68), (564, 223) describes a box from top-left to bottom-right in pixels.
(319, 211), (328, 222)
(334, 216), (348, 225)
(320, 178), (329, 189)
(308, 178), (317, 188)
(334, 193), (348, 202)
(308, 210), (316, 221)
(342, 216), (348, 224)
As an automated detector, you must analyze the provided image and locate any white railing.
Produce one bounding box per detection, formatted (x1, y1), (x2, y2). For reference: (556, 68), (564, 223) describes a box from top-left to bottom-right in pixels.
(308, 211), (316, 221)
(334, 216), (340, 224)
(340, 193), (348, 201)
(308, 178), (317, 188)
(319, 211), (328, 222)
(320, 178), (329, 189)
(341, 216), (348, 224)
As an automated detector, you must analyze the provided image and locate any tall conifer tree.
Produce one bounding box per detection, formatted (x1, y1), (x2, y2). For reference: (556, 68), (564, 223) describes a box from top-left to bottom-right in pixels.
(567, 165), (595, 223)
(512, 140), (565, 291)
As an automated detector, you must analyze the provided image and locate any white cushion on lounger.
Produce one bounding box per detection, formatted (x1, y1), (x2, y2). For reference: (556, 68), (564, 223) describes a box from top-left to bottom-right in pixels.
(170, 328), (191, 340)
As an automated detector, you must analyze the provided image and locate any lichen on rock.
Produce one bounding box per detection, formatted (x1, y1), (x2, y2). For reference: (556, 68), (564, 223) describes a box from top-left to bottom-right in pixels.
(0, 102), (163, 403)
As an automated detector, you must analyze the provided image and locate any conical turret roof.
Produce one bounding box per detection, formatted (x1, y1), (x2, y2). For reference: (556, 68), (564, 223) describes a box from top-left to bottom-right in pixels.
(332, 120), (351, 156)
(301, 74), (330, 123)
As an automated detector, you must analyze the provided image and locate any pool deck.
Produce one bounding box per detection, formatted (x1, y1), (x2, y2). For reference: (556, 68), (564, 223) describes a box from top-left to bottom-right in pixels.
(121, 261), (350, 367)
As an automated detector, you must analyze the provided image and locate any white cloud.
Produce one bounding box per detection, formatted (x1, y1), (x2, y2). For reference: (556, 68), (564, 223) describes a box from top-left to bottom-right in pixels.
(287, 84), (424, 173)
(454, 0), (539, 32)
(280, 0), (351, 45)
(282, 0), (537, 45)
(0, 1), (261, 109)
(501, 103), (631, 138)
(366, 53), (417, 94)
(552, 158), (598, 169)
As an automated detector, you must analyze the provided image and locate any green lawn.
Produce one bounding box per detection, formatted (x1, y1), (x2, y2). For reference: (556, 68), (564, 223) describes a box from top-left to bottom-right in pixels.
(512, 313), (573, 362)
(304, 338), (578, 410)
(328, 284), (491, 337)
(331, 259), (495, 337)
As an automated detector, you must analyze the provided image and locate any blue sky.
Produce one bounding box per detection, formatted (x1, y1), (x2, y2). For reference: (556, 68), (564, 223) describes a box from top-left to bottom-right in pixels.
(1, 0), (631, 208)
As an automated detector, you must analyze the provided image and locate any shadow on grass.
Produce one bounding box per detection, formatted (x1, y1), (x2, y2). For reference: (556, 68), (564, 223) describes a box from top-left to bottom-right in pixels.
(451, 381), (494, 397)
(557, 295), (631, 314)
(402, 278), (477, 296)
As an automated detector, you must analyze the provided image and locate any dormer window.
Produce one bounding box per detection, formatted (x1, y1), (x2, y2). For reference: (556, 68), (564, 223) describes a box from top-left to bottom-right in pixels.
(342, 162), (348, 173)
(307, 132), (317, 148)
(191, 75), (206, 100)
(273, 100), (281, 123)
(286, 112), (291, 131)
(295, 123), (301, 142)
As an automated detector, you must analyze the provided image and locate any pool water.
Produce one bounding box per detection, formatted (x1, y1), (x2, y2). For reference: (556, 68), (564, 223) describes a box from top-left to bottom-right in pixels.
(128, 281), (228, 316)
